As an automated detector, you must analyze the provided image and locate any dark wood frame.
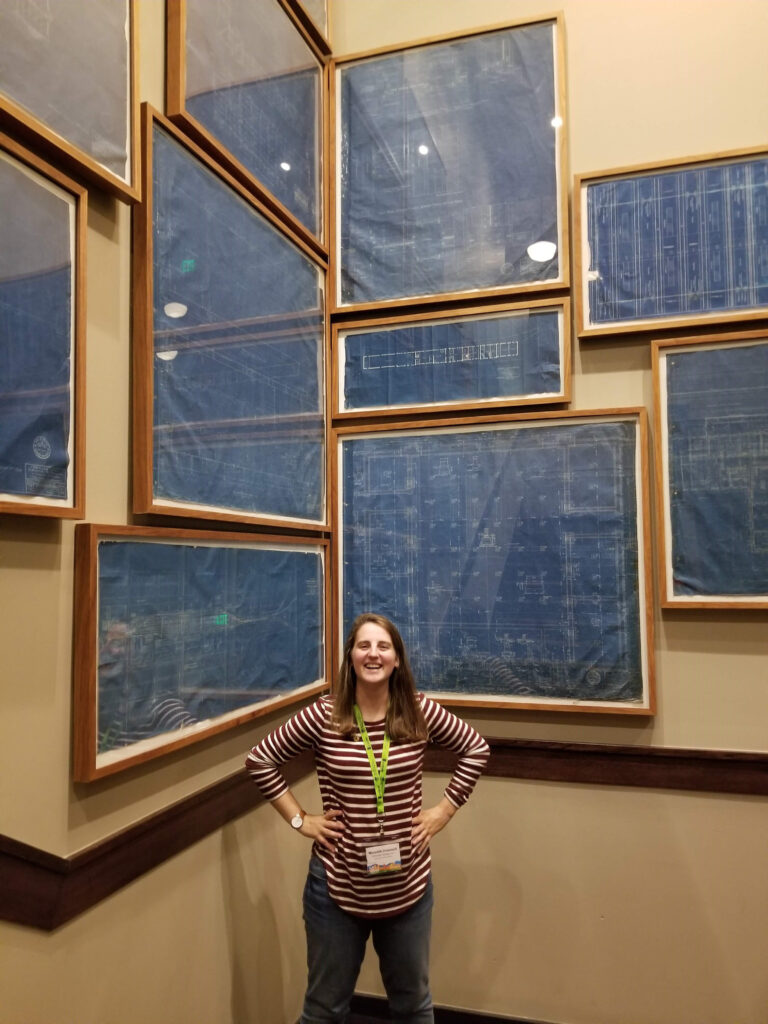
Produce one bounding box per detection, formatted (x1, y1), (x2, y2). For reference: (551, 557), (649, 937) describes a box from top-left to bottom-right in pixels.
(0, 133), (86, 519)
(280, 0), (332, 57)
(73, 523), (331, 782)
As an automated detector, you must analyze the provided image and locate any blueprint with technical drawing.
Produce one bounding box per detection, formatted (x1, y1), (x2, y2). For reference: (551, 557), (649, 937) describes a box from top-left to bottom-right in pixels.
(664, 340), (768, 596)
(341, 419), (645, 703)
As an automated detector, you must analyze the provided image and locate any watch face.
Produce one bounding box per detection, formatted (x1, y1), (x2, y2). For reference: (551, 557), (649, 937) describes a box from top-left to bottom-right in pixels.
(291, 814), (303, 829)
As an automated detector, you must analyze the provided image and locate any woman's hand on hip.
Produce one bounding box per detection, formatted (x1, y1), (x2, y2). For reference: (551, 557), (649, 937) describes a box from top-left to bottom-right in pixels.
(411, 797), (457, 855)
(300, 808), (345, 850)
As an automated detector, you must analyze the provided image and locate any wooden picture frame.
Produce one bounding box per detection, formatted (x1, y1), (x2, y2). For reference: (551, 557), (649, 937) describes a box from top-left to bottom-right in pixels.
(335, 408), (655, 714)
(653, 329), (768, 608)
(73, 523), (330, 781)
(332, 298), (570, 419)
(282, 0), (331, 53)
(0, 134), (86, 518)
(575, 147), (768, 338)
(166, 0), (328, 255)
(331, 14), (569, 313)
(0, 0), (139, 203)
(133, 106), (327, 530)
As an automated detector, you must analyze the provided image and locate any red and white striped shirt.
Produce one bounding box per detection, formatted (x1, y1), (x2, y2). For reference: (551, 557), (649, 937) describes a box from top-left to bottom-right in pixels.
(245, 694), (489, 918)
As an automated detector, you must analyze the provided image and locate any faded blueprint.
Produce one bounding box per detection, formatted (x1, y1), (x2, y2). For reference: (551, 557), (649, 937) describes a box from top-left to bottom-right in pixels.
(664, 341), (768, 596)
(341, 420), (645, 703)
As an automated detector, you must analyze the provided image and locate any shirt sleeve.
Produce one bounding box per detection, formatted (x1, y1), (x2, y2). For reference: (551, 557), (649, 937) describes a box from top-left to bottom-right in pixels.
(244, 696), (328, 801)
(420, 696), (490, 808)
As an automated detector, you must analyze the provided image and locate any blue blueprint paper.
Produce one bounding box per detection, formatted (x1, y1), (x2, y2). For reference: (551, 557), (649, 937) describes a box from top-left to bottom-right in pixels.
(97, 540), (324, 753)
(664, 341), (768, 596)
(152, 126), (324, 521)
(587, 158), (768, 324)
(0, 152), (72, 501)
(342, 420), (644, 703)
(342, 309), (562, 410)
(339, 21), (560, 304)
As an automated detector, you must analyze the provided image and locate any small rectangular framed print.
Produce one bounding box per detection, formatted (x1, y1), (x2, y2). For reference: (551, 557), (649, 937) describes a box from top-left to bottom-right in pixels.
(335, 408), (655, 714)
(332, 14), (568, 312)
(332, 299), (570, 419)
(0, 134), (86, 518)
(653, 330), (768, 608)
(133, 107), (327, 530)
(73, 523), (329, 781)
(166, 0), (327, 249)
(0, 0), (139, 203)
(575, 147), (768, 338)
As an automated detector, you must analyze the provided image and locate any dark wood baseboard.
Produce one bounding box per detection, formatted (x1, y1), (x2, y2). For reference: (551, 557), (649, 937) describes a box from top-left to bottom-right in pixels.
(349, 993), (551, 1023)
(2, 739), (766, 931)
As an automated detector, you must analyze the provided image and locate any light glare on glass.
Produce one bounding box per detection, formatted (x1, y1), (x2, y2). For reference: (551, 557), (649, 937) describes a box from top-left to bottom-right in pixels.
(163, 301), (188, 318)
(526, 240), (557, 262)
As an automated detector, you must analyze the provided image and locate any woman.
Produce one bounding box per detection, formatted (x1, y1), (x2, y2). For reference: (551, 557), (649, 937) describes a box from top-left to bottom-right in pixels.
(245, 613), (490, 1023)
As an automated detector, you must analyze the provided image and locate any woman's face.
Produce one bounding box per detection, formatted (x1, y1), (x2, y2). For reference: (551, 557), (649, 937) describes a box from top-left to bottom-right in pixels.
(350, 621), (399, 688)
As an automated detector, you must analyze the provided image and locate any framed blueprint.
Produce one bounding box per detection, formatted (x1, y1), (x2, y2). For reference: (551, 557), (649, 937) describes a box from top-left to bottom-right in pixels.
(73, 523), (329, 781)
(653, 331), (768, 608)
(575, 148), (768, 337)
(333, 299), (570, 418)
(0, 134), (86, 518)
(166, 0), (325, 245)
(133, 108), (326, 529)
(332, 15), (568, 311)
(0, 0), (139, 202)
(336, 410), (654, 714)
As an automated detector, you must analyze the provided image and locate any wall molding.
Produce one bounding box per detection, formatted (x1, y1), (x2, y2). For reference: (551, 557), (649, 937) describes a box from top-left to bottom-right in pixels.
(2, 740), (766, 931)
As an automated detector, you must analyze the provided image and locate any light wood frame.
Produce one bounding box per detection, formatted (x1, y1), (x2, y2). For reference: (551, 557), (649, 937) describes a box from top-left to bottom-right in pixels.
(575, 146), (768, 338)
(133, 105), (328, 530)
(333, 407), (655, 715)
(329, 13), (569, 315)
(281, 0), (332, 55)
(653, 329), (768, 609)
(73, 523), (331, 782)
(332, 297), (571, 420)
(166, 0), (329, 258)
(0, 0), (139, 203)
(0, 134), (86, 518)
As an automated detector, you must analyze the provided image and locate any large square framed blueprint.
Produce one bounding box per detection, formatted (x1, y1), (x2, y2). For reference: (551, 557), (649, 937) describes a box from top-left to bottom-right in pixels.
(336, 410), (654, 714)
(73, 523), (329, 781)
(332, 15), (568, 312)
(0, 0), (139, 203)
(133, 108), (327, 529)
(0, 134), (86, 518)
(166, 0), (326, 246)
(332, 299), (570, 418)
(653, 330), (768, 608)
(575, 148), (768, 338)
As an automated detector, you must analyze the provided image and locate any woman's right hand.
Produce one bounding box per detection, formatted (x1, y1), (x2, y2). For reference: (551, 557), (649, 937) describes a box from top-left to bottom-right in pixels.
(299, 808), (345, 850)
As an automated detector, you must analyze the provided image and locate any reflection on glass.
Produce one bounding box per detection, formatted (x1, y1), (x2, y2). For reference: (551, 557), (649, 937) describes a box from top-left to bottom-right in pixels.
(339, 21), (560, 304)
(184, 0), (322, 236)
(0, 151), (74, 501)
(152, 126), (325, 522)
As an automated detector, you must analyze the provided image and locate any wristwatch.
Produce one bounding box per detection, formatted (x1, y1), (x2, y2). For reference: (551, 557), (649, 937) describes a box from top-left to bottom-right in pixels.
(290, 812), (304, 830)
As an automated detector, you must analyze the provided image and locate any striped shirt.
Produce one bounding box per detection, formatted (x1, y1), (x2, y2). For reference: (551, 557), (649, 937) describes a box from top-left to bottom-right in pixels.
(245, 694), (489, 918)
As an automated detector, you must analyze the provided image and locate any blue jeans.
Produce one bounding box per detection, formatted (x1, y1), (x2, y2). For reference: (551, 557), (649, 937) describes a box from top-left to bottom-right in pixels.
(300, 856), (434, 1024)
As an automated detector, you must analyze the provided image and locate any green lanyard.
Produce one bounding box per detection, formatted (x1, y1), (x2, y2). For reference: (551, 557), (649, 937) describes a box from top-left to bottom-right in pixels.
(353, 704), (390, 831)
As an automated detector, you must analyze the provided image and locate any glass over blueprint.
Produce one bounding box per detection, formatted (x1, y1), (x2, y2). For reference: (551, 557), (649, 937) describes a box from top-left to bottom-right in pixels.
(586, 157), (768, 326)
(96, 539), (324, 755)
(340, 307), (563, 412)
(341, 419), (646, 705)
(338, 20), (561, 305)
(151, 125), (325, 523)
(184, 0), (322, 235)
(663, 340), (768, 598)
(0, 150), (74, 503)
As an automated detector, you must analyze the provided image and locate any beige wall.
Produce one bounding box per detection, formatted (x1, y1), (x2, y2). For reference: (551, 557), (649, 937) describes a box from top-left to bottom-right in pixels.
(0, 1), (767, 1022)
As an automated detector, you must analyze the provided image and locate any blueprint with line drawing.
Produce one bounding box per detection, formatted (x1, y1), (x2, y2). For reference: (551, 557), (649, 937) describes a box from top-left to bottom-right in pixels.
(587, 157), (768, 324)
(151, 126), (324, 521)
(341, 420), (644, 703)
(339, 21), (560, 304)
(97, 540), (324, 752)
(664, 341), (768, 596)
(342, 308), (562, 410)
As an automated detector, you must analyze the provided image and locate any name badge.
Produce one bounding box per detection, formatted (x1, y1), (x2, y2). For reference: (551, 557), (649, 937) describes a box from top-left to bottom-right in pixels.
(365, 841), (402, 875)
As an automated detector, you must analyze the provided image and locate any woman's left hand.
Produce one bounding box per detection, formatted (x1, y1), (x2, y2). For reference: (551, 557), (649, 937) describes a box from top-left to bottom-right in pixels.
(411, 797), (457, 855)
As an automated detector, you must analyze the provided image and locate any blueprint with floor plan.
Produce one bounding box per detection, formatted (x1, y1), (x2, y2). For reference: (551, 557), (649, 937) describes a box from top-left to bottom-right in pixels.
(341, 419), (645, 703)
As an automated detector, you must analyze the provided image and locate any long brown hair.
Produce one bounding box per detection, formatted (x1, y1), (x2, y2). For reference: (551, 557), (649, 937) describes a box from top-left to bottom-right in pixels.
(332, 613), (428, 743)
